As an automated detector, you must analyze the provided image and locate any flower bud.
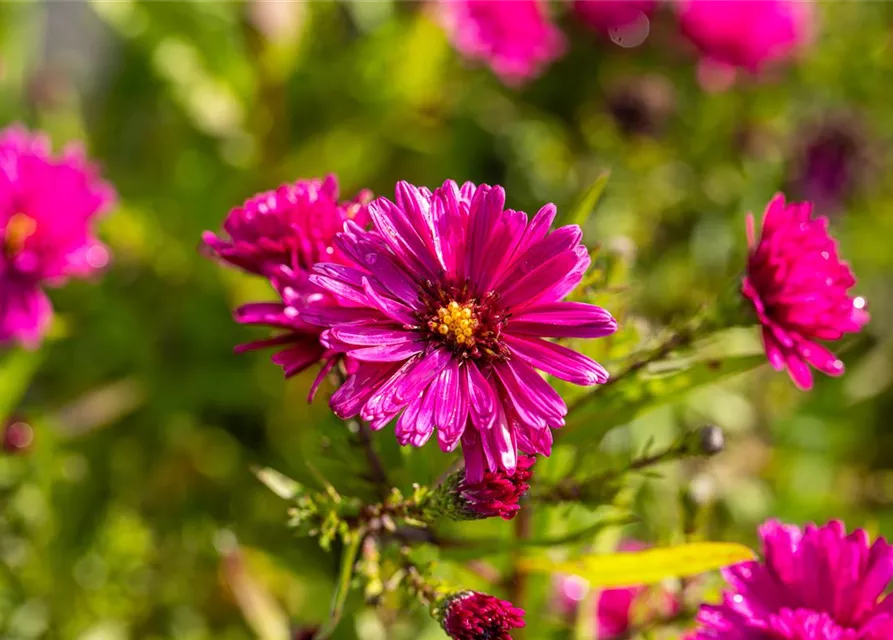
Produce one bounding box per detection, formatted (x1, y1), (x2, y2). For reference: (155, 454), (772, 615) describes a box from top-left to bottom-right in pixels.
(435, 590), (525, 640)
(698, 425), (725, 456)
(434, 455), (535, 521)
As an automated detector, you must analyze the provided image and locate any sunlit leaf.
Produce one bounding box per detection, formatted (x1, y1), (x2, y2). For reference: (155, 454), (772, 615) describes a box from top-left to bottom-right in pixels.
(253, 466), (302, 500)
(520, 541), (755, 588)
(563, 170), (611, 227)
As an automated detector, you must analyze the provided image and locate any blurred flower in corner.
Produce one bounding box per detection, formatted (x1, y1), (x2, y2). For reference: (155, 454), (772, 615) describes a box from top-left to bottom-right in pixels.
(0, 125), (115, 348)
(677, 0), (814, 87)
(437, 0), (566, 85)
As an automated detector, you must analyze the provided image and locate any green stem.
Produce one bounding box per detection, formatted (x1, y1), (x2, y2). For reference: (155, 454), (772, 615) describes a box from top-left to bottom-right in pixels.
(313, 529), (366, 640)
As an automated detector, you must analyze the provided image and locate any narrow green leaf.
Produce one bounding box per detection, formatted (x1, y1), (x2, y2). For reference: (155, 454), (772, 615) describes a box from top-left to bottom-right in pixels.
(0, 346), (43, 421)
(521, 541), (755, 588)
(313, 530), (364, 640)
(564, 170), (610, 227)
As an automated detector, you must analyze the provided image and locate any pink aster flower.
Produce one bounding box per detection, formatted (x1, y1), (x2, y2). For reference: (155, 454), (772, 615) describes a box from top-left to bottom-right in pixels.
(437, 0), (566, 85)
(306, 180), (617, 482)
(438, 591), (525, 640)
(0, 125), (114, 348)
(742, 193), (868, 391)
(677, 0), (813, 74)
(690, 520), (893, 640)
(573, 0), (656, 34)
(203, 176), (371, 390)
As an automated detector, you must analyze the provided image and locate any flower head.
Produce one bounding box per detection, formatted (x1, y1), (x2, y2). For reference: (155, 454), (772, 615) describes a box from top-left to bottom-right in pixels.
(445, 454), (535, 521)
(438, 591), (525, 640)
(3, 418), (34, 454)
(437, 0), (565, 85)
(203, 176), (371, 390)
(573, 0), (656, 34)
(0, 125), (115, 347)
(690, 520), (893, 639)
(742, 194), (868, 390)
(307, 180), (617, 481)
(678, 0), (813, 74)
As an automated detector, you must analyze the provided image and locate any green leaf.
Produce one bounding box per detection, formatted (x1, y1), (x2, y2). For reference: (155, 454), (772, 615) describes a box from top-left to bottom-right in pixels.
(520, 541), (755, 588)
(0, 346), (43, 421)
(563, 170), (611, 227)
(313, 529), (365, 640)
(560, 352), (766, 445)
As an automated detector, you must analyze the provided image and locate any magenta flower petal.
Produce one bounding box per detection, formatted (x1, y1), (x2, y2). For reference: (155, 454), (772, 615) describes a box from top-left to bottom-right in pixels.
(307, 180), (616, 478)
(204, 176), (371, 386)
(0, 126), (114, 347)
(742, 193), (867, 390)
(573, 0), (656, 34)
(690, 520), (893, 640)
(437, 0), (565, 86)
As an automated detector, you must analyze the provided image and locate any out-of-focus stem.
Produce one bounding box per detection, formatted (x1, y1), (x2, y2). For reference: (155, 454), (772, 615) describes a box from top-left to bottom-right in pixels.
(507, 508), (532, 639)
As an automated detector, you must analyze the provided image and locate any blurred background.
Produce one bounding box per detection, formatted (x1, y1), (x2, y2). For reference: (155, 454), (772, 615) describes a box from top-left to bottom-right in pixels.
(1, 1), (892, 638)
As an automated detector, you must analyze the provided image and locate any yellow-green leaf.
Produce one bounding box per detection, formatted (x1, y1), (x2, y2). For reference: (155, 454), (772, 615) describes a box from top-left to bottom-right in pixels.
(520, 542), (755, 588)
(564, 170), (611, 227)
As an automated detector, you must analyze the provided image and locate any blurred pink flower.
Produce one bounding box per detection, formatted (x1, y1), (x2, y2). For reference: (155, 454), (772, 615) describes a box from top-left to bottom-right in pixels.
(690, 520), (893, 639)
(742, 193), (868, 390)
(306, 180), (616, 481)
(203, 176), (371, 394)
(437, 0), (566, 85)
(573, 0), (656, 33)
(678, 0), (813, 74)
(553, 541), (680, 638)
(0, 125), (115, 347)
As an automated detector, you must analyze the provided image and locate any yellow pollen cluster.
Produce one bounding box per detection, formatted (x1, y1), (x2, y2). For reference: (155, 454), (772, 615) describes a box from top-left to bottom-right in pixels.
(3, 213), (36, 257)
(431, 300), (478, 346)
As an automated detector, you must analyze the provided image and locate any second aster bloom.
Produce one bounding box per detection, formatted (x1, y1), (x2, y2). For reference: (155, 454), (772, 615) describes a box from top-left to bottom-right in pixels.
(677, 0), (813, 74)
(0, 125), (114, 347)
(307, 181), (617, 481)
(742, 193), (868, 391)
(690, 520), (893, 639)
(437, 591), (525, 640)
(573, 0), (657, 34)
(203, 176), (370, 386)
(437, 0), (565, 86)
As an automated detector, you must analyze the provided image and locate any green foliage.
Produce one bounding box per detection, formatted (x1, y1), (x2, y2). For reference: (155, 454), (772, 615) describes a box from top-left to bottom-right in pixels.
(0, 2), (891, 639)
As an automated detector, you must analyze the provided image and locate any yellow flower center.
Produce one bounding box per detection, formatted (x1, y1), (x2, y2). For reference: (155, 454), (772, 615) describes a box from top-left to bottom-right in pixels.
(3, 213), (36, 258)
(429, 300), (479, 347)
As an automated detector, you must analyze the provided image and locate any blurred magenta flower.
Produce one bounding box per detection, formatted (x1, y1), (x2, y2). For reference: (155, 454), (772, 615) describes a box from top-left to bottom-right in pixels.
(792, 118), (866, 213)
(204, 176), (371, 394)
(0, 125), (114, 348)
(456, 453), (535, 520)
(306, 180), (617, 481)
(437, 0), (565, 85)
(438, 590), (525, 639)
(553, 541), (680, 638)
(690, 520), (893, 639)
(677, 0), (813, 74)
(573, 0), (656, 33)
(742, 193), (868, 390)
(3, 417), (34, 454)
